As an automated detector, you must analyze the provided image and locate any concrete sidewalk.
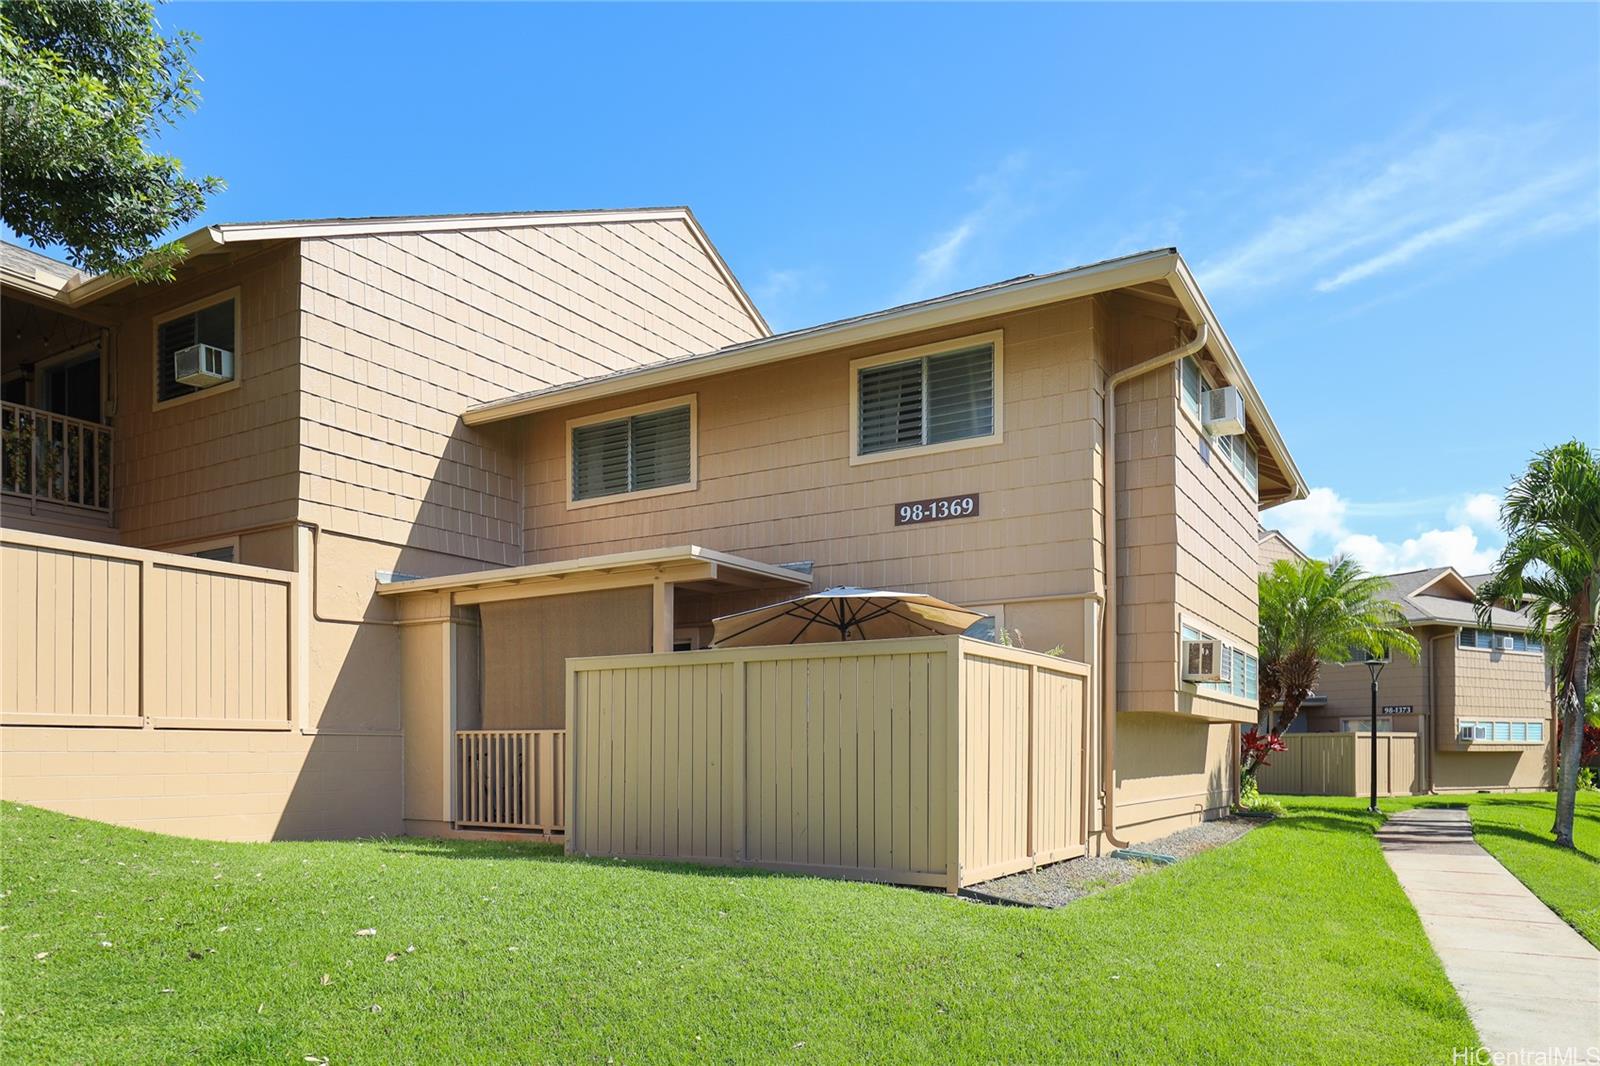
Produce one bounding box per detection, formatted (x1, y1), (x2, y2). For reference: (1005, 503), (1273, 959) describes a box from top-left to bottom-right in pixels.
(1379, 808), (1600, 1059)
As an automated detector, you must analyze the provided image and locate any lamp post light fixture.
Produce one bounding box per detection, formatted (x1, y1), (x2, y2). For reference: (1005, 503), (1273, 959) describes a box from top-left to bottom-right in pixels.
(1365, 652), (1389, 814)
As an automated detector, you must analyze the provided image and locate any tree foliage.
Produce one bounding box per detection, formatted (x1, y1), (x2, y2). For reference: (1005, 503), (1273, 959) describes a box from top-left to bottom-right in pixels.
(1248, 557), (1419, 774)
(1475, 440), (1600, 849)
(0, 0), (221, 279)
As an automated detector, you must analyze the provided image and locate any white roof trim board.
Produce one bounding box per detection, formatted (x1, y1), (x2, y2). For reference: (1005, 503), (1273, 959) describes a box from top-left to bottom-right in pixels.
(462, 248), (1307, 505)
(375, 544), (812, 597)
(28, 207), (770, 335)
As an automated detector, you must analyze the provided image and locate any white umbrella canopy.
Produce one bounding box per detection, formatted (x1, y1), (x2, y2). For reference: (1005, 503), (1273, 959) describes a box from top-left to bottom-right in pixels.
(710, 587), (985, 648)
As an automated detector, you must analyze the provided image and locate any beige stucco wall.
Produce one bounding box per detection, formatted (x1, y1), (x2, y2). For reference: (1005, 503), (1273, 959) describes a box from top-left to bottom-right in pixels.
(0, 725), (400, 840)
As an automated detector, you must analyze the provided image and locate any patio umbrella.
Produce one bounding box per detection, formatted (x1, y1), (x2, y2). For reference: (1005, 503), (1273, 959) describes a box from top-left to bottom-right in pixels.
(710, 587), (985, 647)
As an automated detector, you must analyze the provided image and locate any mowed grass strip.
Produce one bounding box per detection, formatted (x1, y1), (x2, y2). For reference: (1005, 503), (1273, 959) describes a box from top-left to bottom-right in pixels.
(1418, 792), (1598, 946)
(0, 802), (1473, 1064)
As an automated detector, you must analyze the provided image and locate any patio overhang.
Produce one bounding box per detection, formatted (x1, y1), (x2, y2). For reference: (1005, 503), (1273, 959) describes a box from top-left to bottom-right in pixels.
(376, 544), (812, 607)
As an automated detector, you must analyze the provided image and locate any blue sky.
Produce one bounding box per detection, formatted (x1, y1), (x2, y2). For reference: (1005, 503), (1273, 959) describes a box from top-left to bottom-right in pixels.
(20, 3), (1600, 573)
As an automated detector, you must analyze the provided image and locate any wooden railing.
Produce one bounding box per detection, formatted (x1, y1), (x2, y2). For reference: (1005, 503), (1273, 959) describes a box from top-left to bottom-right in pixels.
(1, 401), (112, 513)
(456, 729), (566, 832)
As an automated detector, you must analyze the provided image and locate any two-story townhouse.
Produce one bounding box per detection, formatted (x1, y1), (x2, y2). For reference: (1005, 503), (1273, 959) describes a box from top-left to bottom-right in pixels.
(1, 213), (1307, 873)
(1257, 535), (1554, 793)
(2, 210), (767, 837)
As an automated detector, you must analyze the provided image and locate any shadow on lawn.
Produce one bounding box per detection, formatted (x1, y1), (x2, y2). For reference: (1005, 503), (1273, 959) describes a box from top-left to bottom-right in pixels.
(376, 837), (842, 886)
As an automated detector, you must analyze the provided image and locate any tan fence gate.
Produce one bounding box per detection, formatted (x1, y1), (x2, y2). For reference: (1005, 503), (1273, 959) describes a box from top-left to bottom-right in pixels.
(455, 729), (565, 832)
(565, 636), (1091, 890)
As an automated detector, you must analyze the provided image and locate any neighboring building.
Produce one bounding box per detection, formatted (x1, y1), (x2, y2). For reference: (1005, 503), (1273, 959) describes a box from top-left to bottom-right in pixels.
(1257, 526), (1308, 569)
(0, 214), (1306, 869)
(1256, 535), (1554, 792)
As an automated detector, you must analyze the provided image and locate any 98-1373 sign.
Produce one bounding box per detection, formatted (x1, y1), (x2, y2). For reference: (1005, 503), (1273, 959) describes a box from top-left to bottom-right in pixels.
(895, 493), (979, 526)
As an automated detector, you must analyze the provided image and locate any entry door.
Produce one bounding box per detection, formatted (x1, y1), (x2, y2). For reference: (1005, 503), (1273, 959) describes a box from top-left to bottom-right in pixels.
(39, 349), (101, 423)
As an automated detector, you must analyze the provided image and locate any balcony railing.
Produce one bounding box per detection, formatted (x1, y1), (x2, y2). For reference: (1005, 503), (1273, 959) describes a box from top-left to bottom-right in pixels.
(1, 401), (112, 513)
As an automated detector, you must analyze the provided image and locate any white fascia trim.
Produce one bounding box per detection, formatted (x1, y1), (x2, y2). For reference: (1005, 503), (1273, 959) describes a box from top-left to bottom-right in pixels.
(55, 208), (771, 337)
(463, 249), (1181, 426)
(57, 227), (226, 306)
(208, 208), (690, 242)
(1164, 256), (1308, 504)
(375, 544), (813, 597)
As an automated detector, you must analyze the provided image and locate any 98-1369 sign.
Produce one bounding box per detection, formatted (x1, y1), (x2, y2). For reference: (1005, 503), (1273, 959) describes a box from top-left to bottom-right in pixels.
(895, 493), (979, 526)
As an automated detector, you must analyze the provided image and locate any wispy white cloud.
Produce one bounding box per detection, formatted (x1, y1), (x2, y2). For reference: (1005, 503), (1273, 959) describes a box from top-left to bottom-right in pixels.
(1265, 487), (1505, 575)
(899, 152), (1033, 301)
(749, 267), (827, 332)
(1313, 166), (1593, 292)
(906, 223), (977, 297)
(1198, 126), (1597, 298)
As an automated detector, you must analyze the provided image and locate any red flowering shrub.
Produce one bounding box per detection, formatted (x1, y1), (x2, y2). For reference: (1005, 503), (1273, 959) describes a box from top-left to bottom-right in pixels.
(1241, 727), (1288, 775)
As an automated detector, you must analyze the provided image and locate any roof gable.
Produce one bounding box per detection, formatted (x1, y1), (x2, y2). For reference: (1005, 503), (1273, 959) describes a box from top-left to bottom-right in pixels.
(47, 207), (769, 338)
(1408, 568), (1477, 602)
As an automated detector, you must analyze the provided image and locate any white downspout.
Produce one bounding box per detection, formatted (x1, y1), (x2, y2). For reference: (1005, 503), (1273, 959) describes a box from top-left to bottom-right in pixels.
(1100, 320), (1210, 850)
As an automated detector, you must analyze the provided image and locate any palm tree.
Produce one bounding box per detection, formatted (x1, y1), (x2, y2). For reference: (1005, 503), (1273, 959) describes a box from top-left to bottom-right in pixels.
(1474, 440), (1600, 850)
(1248, 557), (1420, 775)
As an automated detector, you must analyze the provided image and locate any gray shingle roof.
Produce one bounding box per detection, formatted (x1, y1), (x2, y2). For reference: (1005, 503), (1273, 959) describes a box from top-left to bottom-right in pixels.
(0, 240), (77, 286)
(1378, 567), (1535, 632)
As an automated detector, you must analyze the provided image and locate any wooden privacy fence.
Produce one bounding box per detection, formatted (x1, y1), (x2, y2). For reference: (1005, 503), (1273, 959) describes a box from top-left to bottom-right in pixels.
(565, 636), (1091, 891)
(456, 729), (565, 832)
(1255, 733), (1422, 797)
(0, 529), (295, 729)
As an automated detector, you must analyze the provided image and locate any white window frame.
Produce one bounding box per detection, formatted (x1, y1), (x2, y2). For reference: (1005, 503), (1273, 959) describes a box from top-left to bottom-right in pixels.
(151, 287), (243, 411)
(1457, 627), (1544, 656)
(848, 330), (1004, 466)
(565, 394), (698, 510)
(1175, 356), (1259, 500)
(1178, 612), (1259, 704)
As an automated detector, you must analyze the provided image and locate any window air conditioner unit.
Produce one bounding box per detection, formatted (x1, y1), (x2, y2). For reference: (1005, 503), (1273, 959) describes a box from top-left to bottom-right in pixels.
(1201, 385), (1246, 436)
(1499, 635), (1515, 652)
(1182, 638), (1231, 683)
(174, 344), (234, 388)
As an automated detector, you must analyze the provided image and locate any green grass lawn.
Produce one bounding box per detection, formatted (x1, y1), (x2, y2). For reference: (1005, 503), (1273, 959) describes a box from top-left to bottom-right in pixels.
(1269, 792), (1600, 948)
(1, 802), (1474, 1064)
(1407, 792), (1599, 946)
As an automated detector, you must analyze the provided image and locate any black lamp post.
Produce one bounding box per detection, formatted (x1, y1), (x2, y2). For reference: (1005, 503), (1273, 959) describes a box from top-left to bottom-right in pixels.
(1365, 653), (1388, 813)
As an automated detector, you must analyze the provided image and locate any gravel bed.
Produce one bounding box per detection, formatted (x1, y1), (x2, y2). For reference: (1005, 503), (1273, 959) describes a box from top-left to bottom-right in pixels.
(965, 816), (1258, 908)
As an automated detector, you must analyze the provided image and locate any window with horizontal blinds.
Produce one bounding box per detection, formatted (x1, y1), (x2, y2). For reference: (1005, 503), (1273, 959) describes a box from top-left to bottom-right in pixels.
(857, 343), (994, 456)
(571, 403), (692, 501)
(156, 297), (235, 403)
(629, 405), (691, 490)
(858, 358), (923, 454)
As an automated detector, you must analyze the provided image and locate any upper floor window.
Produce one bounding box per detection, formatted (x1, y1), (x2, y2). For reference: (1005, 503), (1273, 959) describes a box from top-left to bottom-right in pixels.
(851, 332), (1001, 462)
(154, 293), (238, 406)
(1180, 356), (1257, 498)
(569, 397), (695, 505)
(1458, 628), (1543, 654)
(1180, 356), (1204, 419)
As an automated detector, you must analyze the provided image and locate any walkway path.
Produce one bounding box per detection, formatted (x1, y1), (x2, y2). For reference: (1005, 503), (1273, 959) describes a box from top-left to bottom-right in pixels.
(1378, 808), (1600, 1059)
